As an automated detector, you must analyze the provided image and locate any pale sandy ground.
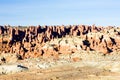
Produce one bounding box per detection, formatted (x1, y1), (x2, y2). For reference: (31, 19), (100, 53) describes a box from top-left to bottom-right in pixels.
(1, 53), (120, 80)
(0, 66), (115, 80)
(0, 62), (120, 80)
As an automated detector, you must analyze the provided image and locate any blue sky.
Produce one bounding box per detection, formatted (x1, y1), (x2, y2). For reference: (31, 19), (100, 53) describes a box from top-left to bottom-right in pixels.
(0, 0), (120, 26)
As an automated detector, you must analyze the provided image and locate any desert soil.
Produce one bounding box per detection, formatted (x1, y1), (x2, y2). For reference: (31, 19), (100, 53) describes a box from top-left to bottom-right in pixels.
(1, 60), (120, 80)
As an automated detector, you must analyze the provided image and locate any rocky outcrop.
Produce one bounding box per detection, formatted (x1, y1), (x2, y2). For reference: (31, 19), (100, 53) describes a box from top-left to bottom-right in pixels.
(0, 25), (120, 59)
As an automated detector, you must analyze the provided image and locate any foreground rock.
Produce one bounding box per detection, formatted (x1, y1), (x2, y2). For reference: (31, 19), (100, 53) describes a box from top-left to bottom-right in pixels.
(0, 64), (28, 74)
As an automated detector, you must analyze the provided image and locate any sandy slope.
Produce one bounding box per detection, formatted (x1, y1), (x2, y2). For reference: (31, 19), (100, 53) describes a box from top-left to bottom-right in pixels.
(1, 35), (120, 80)
(0, 64), (120, 80)
(1, 59), (120, 80)
(1, 50), (120, 80)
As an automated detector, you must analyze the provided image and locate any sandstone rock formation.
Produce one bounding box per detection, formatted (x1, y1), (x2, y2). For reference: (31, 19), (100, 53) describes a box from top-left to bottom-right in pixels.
(0, 25), (120, 59)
